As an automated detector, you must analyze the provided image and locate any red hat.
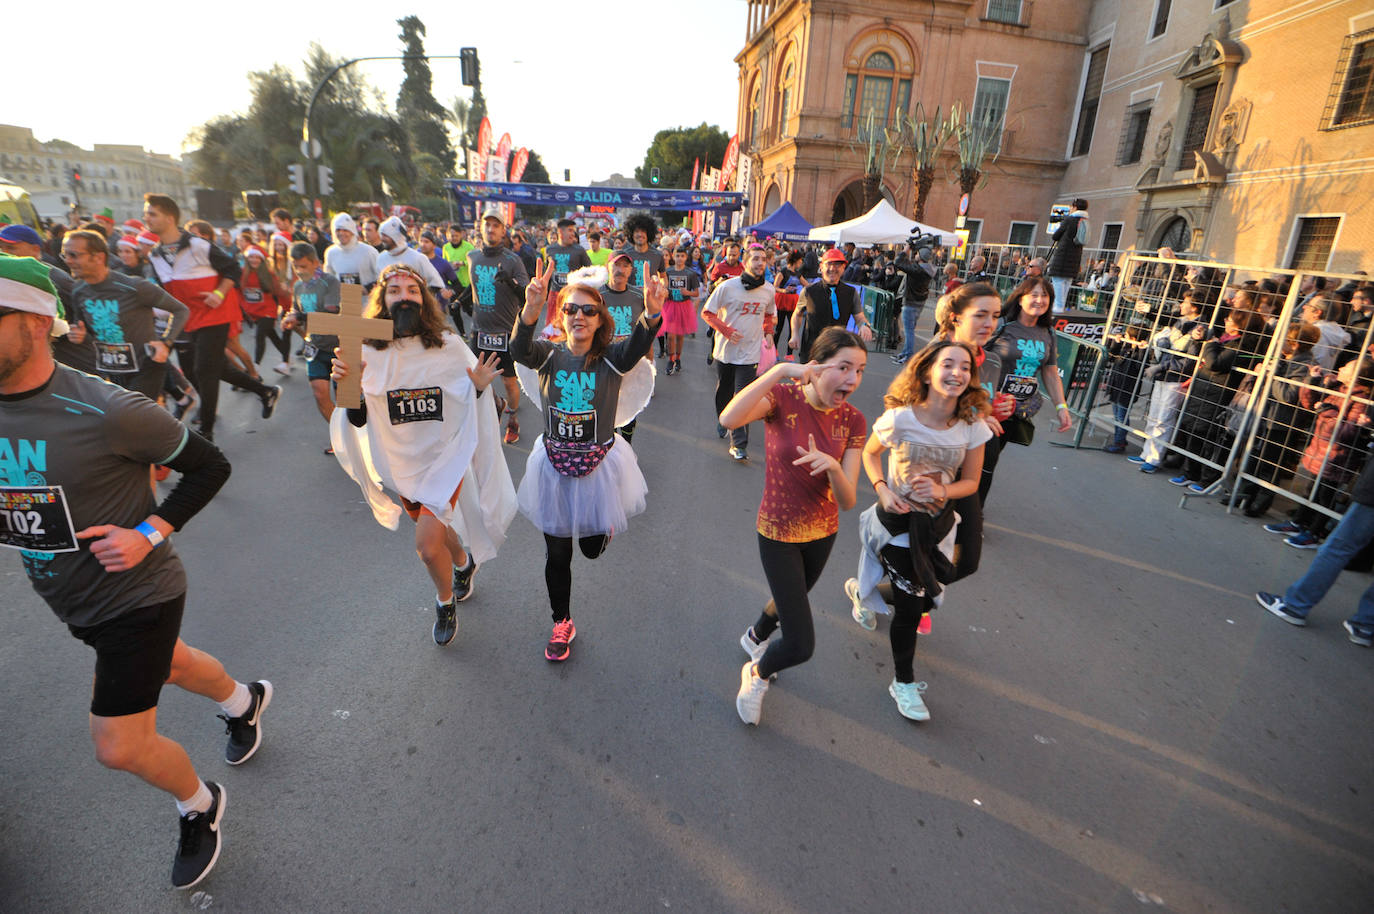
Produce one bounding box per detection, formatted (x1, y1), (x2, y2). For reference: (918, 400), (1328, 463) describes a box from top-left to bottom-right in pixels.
(137, 231), (160, 247)
(122, 219), (147, 234)
(822, 248), (848, 264)
(244, 245), (267, 260)
(270, 231), (292, 249)
(607, 249), (633, 266)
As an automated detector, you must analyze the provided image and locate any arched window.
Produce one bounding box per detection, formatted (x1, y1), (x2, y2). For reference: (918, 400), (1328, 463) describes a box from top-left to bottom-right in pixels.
(777, 61), (796, 139)
(744, 74), (762, 149)
(842, 49), (913, 132)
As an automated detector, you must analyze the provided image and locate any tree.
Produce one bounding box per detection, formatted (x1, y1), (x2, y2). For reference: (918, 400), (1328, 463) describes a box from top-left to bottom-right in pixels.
(954, 107), (1001, 210)
(905, 103), (959, 223)
(635, 123), (729, 189)
(396, 16), (455, 173)
(515, 150), (557, 220)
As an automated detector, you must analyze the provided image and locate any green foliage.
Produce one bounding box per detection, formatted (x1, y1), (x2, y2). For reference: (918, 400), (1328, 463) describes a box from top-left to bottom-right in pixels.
(635, 123), (728, 189)
(396, 16), (455, 173)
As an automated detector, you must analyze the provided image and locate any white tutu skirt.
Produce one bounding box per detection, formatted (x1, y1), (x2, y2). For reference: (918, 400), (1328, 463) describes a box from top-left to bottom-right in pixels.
(517, 433), (648, 538)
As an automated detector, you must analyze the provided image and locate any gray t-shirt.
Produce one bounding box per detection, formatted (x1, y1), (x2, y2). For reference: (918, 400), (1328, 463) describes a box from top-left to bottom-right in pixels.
(292, 272), (342, 351)
(544, 244), (592, 291)
(467, 246), (530, 339)
(73, 272), (189, 376)
(665, 267), (701, 303)
(988, 320), (1059, 414)
(1, 366), (189, 626)
(622, 247), (665, 289)
(599, 284), (645, 343)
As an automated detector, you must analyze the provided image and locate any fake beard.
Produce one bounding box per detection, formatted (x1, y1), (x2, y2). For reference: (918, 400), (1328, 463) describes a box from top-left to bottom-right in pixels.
(391, 301), (423, 337)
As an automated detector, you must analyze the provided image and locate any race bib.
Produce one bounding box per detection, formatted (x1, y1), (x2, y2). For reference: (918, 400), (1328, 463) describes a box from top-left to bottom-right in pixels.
(1000, 374), (1038, 400)
(300, 343), (319, 360)
(243, 288), (263, 303)
(95, 341), (138, 373)
(549, 406), (595, 442)
(0, 486), (78, 553)
(477, 331), (508, 353)
(339, 273), (360, 285)
(386, 387), (444, 425)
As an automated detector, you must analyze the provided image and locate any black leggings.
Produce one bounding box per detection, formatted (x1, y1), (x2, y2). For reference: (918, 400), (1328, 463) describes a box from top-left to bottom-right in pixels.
(543, 533), (610, 622)
(253, 316), (290, 365)
(977, 434), (1008, 505)
(879, 542), (933, 684)
(179, 323), (273, 436)
(751, 533), (835, 679)
(950, 491), (983, 582)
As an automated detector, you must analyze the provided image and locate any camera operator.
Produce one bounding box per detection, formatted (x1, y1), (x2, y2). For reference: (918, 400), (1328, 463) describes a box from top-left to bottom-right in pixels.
(891, 237), (938, 364)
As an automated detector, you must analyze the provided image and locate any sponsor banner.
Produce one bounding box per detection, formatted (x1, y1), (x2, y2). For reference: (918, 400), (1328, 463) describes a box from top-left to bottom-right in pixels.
(467, 149), (484, 182)
(719, 134), (740, 190)
(477, 118), (492, 155)
(445, 180), (745, 212)
(496, 132), (512, 167)
(510, 148), (529, 182)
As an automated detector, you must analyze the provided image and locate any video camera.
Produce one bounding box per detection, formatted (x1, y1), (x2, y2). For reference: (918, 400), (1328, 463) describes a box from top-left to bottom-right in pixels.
(907, 230), (940, 250)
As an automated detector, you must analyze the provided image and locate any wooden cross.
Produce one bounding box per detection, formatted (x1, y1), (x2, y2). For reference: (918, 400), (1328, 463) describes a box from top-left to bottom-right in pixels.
(305, 283), (393, 408)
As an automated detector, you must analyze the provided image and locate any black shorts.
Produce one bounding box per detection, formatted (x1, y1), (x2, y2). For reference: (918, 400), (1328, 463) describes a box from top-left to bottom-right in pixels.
(109, 361), (167, 401)
(470, 332), (515, 376)
(68, 594), (185, 717)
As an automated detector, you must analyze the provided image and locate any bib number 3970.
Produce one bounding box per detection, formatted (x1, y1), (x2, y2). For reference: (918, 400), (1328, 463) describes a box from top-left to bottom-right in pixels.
(0, 486), (78, 553)
(386, 387), (444, 425)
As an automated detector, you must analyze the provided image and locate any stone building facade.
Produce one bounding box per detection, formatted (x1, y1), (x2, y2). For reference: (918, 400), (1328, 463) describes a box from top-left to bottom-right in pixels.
(0, 125), (190, 223)
(737, 0), (1372, 272)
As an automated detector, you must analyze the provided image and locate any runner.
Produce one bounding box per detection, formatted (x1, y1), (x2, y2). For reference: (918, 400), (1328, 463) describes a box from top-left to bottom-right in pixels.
(661, 246), (701, 375)
(237, 245), (292, 377)
(466, 207), (530, 444)
(585, 230), (610, 268)
(0, 254), (269, 889)
(544, 218), (592, 305)
(375, 217), (446, 297)
(279, 243), (341, 451)
(61, 229), (189, 400)
(620, 214), (665, 291)
(511, 259), (666, 662)
(329, 264), (517, 645)
(142, 194), (279, 441)
(323, 213), (379, 291)
(701, 243), (776, 461)
(726, 327), (868, 725)
(597, 251), (655, 444)
(845, 340), (990, 721)
(793, 248), (874, 361)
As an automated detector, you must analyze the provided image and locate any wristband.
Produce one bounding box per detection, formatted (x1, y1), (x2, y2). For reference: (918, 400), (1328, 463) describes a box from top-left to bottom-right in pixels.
(210, 289), (225, 301)
(874, 479), (889, 490)
(135, 521), (166, 548)
(1056, 403), (1068, 411)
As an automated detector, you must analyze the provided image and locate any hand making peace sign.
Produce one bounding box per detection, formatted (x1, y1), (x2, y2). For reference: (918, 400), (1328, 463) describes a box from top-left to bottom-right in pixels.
(520, 257), (557, 323)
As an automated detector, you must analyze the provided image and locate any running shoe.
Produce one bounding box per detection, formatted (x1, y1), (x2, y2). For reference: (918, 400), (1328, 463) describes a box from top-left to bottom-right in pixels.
(730, 446), (748, 462)
(888, 679), (930, 722)
(1285, 532), (1321, 550)
(172, 392), (197, 422)
(1263, 521), (1302, 535)
(503, 415), (520, 444)
(260, 385), (281, 419)
(1168, 475), (1194, 487)
(845, 577), (876, 631)
(433, 598), (457, 646)
(740, 627), (768, 662)
(1104, 442), (1126, 454)
(220, 680), (273, 765)
(172, 782), (225, 889)
(1126, 455), (1149, 465)
(545, 619), (576, 661)
(273, 361), (293, 376)
(1343, 620), (1374, 647)
(1138, 462), (1159, 474)
(736, 661), (768, 725)
(717, 423), (728, 439)
(452, 558), (478, 603)
(1256, 591), (1307, 626)
(1187, 482), (1209, 494)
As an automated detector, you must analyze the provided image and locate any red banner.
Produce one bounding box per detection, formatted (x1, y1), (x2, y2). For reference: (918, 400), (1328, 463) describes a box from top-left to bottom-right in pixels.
(476, 118), (493, 155)
(690, 157), (700, 191)
(510, 147), (529, 182)
(496, 133), (512, 167)
(719, 135), (740, 191)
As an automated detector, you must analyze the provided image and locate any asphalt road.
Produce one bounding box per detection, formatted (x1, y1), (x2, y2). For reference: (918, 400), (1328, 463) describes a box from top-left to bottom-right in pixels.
(3, 323), (1372, 913)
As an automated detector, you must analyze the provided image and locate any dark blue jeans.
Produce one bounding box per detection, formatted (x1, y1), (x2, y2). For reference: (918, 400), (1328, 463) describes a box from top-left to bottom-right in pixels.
(1283, 501), (1374, 628)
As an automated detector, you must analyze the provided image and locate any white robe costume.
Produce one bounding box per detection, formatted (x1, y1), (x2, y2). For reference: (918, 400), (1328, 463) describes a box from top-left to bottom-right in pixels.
(330, 331), (517, 564)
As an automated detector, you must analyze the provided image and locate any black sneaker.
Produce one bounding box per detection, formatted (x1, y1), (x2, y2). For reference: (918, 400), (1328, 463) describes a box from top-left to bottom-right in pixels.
(220, 680), (273, 765)
(260, 385), (281, 419)
(452, 558), (478, 603)
(172, 781), (225, 889)
(1344, 620), (1374, 647)
(434, 598), (457, 646)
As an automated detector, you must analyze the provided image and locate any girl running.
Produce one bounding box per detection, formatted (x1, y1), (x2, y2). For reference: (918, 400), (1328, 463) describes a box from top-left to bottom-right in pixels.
(851, 341), (991, 721)
(660, 246), (701, 375)
(728, 327), (868, 726)
(512, 260), (666, 662)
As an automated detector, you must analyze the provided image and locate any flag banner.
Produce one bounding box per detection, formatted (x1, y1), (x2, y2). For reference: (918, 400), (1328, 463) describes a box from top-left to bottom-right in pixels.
(510, 148), (530, 182)
(496, 133), (512, 167)
(445, 180), (745, 212)
(477, 118), (493, 155)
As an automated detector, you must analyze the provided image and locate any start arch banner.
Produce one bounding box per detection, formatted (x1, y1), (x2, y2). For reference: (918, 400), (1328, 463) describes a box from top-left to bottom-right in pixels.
(445, 179), (745, 213)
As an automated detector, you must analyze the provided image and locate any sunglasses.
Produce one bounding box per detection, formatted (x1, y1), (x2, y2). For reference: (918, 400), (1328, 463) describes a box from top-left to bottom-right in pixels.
(561, 303), (599, 316)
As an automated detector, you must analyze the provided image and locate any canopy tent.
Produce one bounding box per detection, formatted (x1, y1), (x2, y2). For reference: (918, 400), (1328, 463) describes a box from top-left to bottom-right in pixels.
(807, 199), (958, 247)
(743, 201), (813, 241)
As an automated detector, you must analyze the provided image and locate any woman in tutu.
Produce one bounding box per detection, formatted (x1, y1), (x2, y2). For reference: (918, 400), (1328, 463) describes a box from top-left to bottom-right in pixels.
(512, 258), (666, 662)
(659, 246), (701, 375)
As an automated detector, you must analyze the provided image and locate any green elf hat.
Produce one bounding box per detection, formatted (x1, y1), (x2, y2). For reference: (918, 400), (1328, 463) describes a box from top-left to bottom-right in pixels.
(0, 253), (69, 336)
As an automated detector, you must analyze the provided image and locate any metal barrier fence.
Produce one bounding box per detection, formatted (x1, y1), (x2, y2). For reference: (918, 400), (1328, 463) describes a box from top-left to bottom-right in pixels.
(963, 242), (1129, 311)
(1057, 254), (1371, 524)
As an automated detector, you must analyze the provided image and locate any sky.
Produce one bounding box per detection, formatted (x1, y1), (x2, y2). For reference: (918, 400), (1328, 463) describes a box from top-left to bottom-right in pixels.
(10, 1), (747, 185)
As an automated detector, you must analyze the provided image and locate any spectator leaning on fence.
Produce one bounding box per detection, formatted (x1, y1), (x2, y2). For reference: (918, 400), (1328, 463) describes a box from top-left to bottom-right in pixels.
(1233, 322), (1322, 517)
(1305, 294), (1352, 371)
(1047, 198), (1087, 314)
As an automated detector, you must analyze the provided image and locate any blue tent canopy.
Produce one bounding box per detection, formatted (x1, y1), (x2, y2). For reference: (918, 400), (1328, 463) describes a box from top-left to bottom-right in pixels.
(743, 201), (813, 241)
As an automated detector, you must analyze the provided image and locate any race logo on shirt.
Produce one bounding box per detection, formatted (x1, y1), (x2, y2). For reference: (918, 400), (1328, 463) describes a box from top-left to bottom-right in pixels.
(471, 264), (497, 308)
(553, 369), (595, 412)
(606, 304), (633, 341)
(82, 298), (124, 343)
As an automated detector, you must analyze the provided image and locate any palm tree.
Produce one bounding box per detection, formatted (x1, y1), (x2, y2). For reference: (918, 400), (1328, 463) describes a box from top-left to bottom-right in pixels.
(954, 106), (1002, 212)
(905, 103), (960, 223)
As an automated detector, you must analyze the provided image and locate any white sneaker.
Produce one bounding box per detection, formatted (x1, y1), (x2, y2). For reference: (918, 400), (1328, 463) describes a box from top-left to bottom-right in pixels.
(273, 361), (293, 375)
(888, 679), (930, 721)
(740, 627), (768, 662)
(736, 661), (769, 725)
(845, 577), (876, 631)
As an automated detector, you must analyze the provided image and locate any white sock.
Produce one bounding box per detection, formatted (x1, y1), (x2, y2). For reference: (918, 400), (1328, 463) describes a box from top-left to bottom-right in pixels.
(437, 592), (453, 606)
(218, 681), (251, 718)
(455, 553), (473, 572)
(176, 780), (212, 816)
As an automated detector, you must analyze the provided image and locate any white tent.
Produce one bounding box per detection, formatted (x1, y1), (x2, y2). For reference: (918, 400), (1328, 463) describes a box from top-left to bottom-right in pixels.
(807, 199), (958, 247)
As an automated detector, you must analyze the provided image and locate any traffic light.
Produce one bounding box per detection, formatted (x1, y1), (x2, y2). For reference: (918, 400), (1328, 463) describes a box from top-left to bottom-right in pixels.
(317, 165), (334, 196)
(650, 167), (661, 186)
(460, 47), (479, 87)
(67, 166), (83, 190)
(563, 168), (571, 182)
(287, 163), (305, 195)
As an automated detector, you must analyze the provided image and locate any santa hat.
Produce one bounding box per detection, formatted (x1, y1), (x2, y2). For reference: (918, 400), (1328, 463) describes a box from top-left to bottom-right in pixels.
(270, 231), (292, 249)
(94, 208), (115, 225)
(122, 218), (147, 234)
(137, 231), (160, 247)
(244, 245), (267, 261)
(0, 253), (69, 336)
(116, 236), (139, 251)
